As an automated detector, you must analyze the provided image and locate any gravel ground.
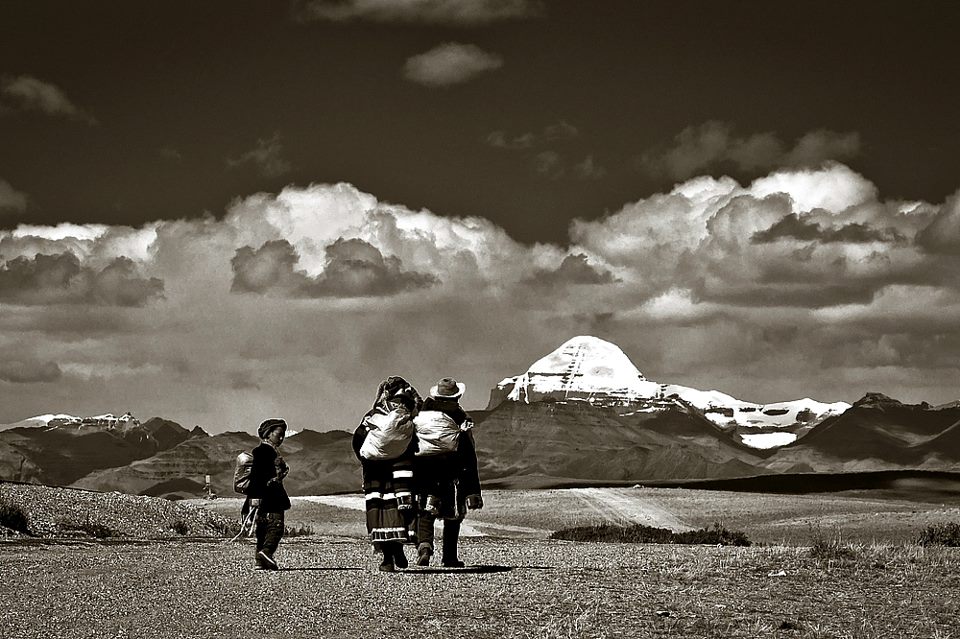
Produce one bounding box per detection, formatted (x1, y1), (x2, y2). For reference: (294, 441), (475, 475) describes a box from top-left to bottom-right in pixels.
(3, 537), (960, 638)
(4, 484), (960, 637)
(0, 482), (232, 538)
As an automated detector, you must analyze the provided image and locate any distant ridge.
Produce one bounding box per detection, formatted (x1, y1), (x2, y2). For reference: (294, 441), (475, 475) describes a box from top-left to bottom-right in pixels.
(1, 336), (958, 496)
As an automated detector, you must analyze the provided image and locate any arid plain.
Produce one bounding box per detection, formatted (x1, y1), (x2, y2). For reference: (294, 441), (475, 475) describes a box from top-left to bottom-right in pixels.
(4, 483), (960, 638)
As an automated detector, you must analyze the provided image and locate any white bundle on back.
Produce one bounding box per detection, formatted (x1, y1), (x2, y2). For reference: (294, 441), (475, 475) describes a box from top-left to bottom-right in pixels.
(359, 408), (415, 460)
(413, 410), (461, 456)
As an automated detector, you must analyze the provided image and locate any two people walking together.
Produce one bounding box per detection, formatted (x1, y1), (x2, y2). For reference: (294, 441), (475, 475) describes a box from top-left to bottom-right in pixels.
(239, 375), (482, 572)
(352, 375), (483, 571)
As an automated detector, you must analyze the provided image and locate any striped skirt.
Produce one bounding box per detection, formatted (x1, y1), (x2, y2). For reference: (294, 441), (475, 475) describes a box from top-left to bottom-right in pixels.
(361, 457), (416, 544)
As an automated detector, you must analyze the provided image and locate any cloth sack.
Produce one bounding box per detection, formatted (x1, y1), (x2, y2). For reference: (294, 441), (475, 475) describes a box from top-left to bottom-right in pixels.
(359, 408), (415, 460)
(413, 410), (461, 456)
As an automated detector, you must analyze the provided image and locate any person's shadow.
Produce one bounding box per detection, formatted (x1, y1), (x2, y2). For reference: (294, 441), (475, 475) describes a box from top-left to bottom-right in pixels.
(400, 564), (513, 575)
(278, 567), (365, 572)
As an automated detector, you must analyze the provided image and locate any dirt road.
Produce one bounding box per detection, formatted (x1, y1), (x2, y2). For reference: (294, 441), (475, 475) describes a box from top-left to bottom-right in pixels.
(568, 487), (692, 531)
(303, 487), (691, 537)
(300, 495), (548, 538)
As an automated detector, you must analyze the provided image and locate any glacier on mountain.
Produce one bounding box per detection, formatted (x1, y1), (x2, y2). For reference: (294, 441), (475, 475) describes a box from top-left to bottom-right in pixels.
(491, 335), (850, 449)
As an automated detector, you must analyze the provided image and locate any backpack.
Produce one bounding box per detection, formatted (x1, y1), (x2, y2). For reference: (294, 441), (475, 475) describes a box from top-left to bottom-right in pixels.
(233, 450), (254, 494)
(413, 410), (461, 456)
(359, 407), (416, 460)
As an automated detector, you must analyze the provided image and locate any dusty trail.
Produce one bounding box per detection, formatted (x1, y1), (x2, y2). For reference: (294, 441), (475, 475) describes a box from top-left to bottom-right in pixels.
(569, 487), (691, 531)
(302, 488), (691, 536)
(299, 496), (547, 538)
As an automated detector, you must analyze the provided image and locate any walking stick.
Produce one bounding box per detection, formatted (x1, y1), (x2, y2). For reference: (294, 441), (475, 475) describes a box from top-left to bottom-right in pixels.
(229, 505), (259, 542)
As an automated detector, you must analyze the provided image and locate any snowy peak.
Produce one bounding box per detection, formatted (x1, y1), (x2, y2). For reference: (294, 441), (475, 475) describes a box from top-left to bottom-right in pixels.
(0, 411), (141, 432)
(500, 336), (660, 406)
(489, 335), (851, 450)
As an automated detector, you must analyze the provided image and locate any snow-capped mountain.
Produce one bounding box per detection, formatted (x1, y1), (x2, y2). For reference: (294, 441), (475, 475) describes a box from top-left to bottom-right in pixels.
(489, 336), (850, 449)
(0, 411), (141, 432)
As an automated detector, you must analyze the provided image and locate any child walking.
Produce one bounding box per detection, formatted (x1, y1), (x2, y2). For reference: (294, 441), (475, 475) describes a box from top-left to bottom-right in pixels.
(242, 418), (290, 570)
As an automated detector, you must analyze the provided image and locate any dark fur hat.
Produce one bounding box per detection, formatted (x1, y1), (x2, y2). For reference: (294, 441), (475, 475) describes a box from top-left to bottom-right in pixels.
(258, 418), (287, 439)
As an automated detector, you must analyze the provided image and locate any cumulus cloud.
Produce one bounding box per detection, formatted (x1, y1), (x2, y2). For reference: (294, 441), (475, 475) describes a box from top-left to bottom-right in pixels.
(571, 163), (956, 313)
(752, 214), (906, 244)
(0, 253), (164, 306)
(524, 253), (617, 288)
(294, 0), (541, 25)
(2, 168), (959, 430)
(0, 360), (62, 384)
(0, 179), (28, 214)
(640, 122), (860, 181)
(404, 43), (503, 87)
(231, 238), (438, 297)
(917, 191), (960, 255)
(0, 75), (97, 124)
(226, 133), (292, 178)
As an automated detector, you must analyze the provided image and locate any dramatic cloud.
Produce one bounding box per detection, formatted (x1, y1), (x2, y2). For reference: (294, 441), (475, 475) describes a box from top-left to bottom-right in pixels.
(640, 122), (861, 180)
(0, 179), (28, 213)
(752, 214), (906, 244)
(231, 238), (437, 297)
(226, 133), (291, 178)
(2, 167), (958, 431)
(571, 163), (953, 313)
(525, 253), (617, 288)
(0, 253), (164, 306)
(295, 0), (541, 25)
(0, 75), (97, 124)
(0, 360), (62, 384)
(404, 43), (503, 87)
(917, 191), (960, 255)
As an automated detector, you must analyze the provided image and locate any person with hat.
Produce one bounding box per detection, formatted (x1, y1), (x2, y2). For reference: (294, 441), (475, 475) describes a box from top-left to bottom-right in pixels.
(243, 417), (291, 570)
(413, 377), (483, 568)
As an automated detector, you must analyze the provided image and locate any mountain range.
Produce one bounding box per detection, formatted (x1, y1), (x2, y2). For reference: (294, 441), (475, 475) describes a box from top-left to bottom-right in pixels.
(1, 336), (958, 497)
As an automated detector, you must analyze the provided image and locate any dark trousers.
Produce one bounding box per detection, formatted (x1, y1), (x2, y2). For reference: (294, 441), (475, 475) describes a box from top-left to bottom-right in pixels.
(255, 511), (284, 557)
(417, 513), (462, 561)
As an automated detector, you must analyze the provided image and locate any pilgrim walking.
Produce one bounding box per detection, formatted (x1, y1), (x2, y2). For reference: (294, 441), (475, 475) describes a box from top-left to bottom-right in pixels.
(413, 377), (483, 567)
(242, 417), (291, 570)
(353, 376), (422, 571)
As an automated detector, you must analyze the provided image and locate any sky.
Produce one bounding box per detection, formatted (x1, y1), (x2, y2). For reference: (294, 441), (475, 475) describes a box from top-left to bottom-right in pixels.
(1, 0), (958, 433)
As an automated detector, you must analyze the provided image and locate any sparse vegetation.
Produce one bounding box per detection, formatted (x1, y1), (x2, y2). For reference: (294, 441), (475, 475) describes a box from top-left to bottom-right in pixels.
(918, 522), (960, 547)
(808, 526), (857, 561)
(284, 523), (314, 537)
(0, 493), (32, 535)
(550, 521), (750, 546)
(57, 516), (120, 539)
(171, 520), (191, 535)
(206, 518), (242, 537)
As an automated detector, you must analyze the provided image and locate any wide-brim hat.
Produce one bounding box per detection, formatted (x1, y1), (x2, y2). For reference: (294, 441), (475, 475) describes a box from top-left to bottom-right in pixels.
(258, 418), (287, 439)
(430, 377), (465, 399)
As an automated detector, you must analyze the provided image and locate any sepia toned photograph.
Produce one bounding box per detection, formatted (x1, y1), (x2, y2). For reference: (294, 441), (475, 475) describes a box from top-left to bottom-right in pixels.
(2, 1), (959, 637)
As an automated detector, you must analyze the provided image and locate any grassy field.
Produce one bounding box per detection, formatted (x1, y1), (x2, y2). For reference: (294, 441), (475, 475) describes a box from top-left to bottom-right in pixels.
(200, 485), (960, 545)
(5, 486), (960, 638)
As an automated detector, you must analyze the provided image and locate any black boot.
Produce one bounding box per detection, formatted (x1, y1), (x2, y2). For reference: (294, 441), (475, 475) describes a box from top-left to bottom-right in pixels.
(392, 543), (409, 569)
(376, 544), (394, 572)
(441, 520), (464, 568)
